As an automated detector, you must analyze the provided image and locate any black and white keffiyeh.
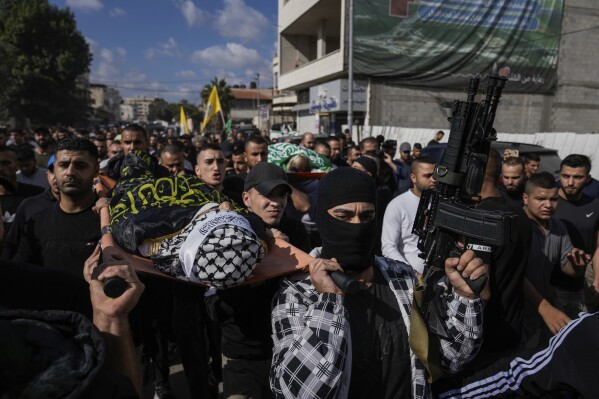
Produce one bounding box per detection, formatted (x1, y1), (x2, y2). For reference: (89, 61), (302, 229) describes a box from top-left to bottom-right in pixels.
(146, 204), (265, 288)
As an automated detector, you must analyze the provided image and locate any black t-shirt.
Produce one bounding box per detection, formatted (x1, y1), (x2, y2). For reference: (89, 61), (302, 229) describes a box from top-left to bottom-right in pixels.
(552, 194), (599, 291)
(475, 197), (531, 356)
(344, 266), (410, 399)
(15, 203), (101, 279)
(332, 158), (350, 168)
(278, 215), (311, 253)
(3, 190), (57, 260)
(498, 184), (524, 208)
(0, 182), (45, 229)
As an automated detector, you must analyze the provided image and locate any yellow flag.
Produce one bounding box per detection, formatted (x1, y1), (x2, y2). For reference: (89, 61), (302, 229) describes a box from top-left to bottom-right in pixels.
(201, 85), (222, 132)
(180, 106), (190, 134)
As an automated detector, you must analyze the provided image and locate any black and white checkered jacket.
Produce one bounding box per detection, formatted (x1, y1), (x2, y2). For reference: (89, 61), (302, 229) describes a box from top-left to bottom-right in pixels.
(270, 253), (484, 399)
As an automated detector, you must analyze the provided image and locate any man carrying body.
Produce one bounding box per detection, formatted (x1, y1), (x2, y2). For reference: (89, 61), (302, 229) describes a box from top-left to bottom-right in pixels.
(243, 136), (269, 175)
(15, 137), (100, 277)
(552, 154), (599, 316)
(381, 156), (436, 274)
(93, 136), (108, 162)
(121, 124), (149, 156)
(359, 136), (379, 156)
(195, 143), (226, 191)
(270, 167), (488, 399)
(346, 146), (362, 166)
(299, 132), (315, 150)
(499, 156), (526, 207)
(231, 146), (248, 175)
(327, 136), (348, 167)
(206, 162), (309, 399)
(160, 144), (189, 176)
(314, 141), (331, 159)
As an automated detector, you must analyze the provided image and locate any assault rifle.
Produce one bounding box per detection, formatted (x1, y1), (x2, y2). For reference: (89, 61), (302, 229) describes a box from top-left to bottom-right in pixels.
(412, 75), (516, 337)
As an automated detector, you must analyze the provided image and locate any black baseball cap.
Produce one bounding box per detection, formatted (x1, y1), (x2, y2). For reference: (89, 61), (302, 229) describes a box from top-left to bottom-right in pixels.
(383, 139), (397, 149)
(244, 162), (292, 196)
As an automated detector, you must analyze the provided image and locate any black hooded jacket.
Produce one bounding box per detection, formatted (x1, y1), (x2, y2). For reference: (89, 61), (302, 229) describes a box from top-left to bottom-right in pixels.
(0, 309), (138, 399)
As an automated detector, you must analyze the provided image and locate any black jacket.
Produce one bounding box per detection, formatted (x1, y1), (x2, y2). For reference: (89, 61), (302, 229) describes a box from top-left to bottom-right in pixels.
(0, 308), (138, 399)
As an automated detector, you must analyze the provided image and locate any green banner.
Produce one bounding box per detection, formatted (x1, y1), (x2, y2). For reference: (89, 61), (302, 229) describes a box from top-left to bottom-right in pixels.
(354, 0), (564, 93)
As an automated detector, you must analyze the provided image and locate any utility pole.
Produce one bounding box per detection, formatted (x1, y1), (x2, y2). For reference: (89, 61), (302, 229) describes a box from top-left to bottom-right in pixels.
(347, 0), (354, 140)
(256, 73), (261, 129)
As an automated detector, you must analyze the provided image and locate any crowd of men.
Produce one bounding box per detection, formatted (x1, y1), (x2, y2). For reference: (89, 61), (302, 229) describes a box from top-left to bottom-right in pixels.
(0, 124), (598, 399)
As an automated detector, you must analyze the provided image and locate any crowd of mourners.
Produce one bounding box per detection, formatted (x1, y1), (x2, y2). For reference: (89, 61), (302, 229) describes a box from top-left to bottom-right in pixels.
(0, 123), (598, 399)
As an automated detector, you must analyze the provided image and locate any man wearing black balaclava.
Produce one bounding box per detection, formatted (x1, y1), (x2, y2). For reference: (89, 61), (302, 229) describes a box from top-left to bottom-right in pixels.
(269, 167), (489, 399)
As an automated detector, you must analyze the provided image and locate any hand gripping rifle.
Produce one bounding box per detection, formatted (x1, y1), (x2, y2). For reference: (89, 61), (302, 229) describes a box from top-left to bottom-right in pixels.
(412, 75), (516, 338)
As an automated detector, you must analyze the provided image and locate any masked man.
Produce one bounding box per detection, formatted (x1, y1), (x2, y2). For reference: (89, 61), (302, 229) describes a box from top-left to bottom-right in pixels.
(270, 167), (488, 399)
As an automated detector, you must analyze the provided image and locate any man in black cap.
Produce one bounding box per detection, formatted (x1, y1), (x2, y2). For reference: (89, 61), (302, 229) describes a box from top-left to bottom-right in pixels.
(206, 162), (309, 399)
(270, 167), (488, 399)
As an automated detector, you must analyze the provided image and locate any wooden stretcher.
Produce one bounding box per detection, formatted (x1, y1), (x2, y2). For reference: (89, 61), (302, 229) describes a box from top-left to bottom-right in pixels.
(94, 175), (313, 287)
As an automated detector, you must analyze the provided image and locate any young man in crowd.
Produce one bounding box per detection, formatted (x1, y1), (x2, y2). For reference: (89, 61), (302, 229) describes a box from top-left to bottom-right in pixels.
(15, 145), (49, 189)
(206, 162), (309, 399)
(121, 124), (149, 156)
(412, 143), (423, 159)
(195, 143), (226, 191)
(522, 172), (590, 339)
(428, 130), (445, 146)
(381, 156), (436, 274)
(346, 145), (362, 166)
(327, 136), (348, 167)
(231, 146), (248, 175)
(0, 146), (45, 230)
(2, 155), (60, 259)
(499, 156), (526, 206)
(243, 136), (269, 175)
(523, 153), (541, 178)
(32, 126), (55, 168)
(552, 154), (599, 316)
(160, 144), (188, 176)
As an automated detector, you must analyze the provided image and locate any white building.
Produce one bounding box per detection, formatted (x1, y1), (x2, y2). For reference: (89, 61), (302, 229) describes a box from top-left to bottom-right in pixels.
(277, 0), (599, 135)
(119, 104), (134, 122)
(122, 96), (156, 123)
(271, 54), (298, 127)
(278, 0), (353, 135)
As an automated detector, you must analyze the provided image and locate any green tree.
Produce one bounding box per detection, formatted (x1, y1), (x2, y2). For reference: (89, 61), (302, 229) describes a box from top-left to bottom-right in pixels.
(148, 98), (202, 128)
(177, 99), (202, 125)
(148, 98), (173, 122)
(0, 0), (92, 126)
(200, 77), (233, 118)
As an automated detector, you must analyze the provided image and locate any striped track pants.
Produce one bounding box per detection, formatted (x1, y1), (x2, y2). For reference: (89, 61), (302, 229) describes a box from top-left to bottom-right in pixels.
(435, 312), (599, 399)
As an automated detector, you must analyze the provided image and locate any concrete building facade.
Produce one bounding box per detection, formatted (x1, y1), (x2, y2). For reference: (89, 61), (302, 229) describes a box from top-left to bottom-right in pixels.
(122, 96), (156, 123)
(89, 84), (121, 123)
(277, 0), (599, 134)
(230, 88), (272, 129)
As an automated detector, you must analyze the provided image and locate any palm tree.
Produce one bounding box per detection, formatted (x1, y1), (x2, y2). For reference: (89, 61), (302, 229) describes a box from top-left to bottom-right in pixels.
(200, 77), (233, 118)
